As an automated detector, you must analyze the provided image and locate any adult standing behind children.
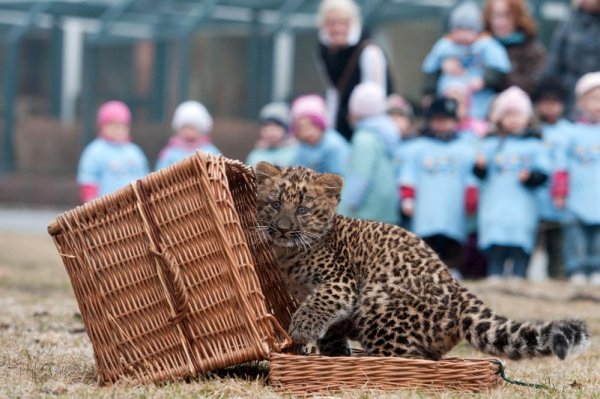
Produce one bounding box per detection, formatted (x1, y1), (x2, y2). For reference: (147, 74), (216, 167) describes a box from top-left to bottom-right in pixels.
(77, 101), (149, 203)
(474, 87), (551, 282)
(545, 0), (600, 117)
(400, 97), (478, 279)
(483, 0), (546, 95)
(291, 94), (350, 176)
(155, 100), (221, 170)
(422, 1), (511, 121)
(338, 82), (401, 224)
(316, 0), (394, 141)
(553, 72), (600, 285)
(246, 102), (297, 167)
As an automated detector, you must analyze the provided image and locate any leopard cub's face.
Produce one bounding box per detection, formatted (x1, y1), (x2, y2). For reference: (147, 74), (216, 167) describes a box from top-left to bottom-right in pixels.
(254, 162), (343, 250)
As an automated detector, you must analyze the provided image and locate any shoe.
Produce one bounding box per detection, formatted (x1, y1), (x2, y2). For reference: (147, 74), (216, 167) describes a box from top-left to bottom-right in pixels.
(569, 273), (587, 286)
(590, 272), (600, 286)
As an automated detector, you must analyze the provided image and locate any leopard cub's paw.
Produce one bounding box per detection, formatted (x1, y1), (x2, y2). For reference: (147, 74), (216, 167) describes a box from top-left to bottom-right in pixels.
(289, 311), (325, 344)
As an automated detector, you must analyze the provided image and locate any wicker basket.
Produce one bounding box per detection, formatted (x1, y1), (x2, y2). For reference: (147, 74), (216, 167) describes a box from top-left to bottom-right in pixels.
(48, 152), (294, 385)
(269, 352), (503, 394)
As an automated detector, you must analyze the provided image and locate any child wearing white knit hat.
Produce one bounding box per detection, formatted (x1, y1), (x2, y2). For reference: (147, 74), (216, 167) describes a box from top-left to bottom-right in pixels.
(339, 82), (401, 224)
(155, 101), (221, 170)
(558, 72), (600, 285)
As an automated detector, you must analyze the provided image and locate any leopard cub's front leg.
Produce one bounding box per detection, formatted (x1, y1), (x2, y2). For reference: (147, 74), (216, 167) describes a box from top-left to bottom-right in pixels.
(288, 283), (356, 344)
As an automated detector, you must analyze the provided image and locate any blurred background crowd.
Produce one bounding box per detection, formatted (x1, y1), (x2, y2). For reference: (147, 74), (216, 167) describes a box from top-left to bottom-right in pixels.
(0, 0), (599, 285)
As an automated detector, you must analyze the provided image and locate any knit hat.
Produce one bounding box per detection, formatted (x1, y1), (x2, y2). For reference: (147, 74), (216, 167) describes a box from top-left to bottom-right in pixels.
(349, 82), (387, 119)
(490, 86), (533, 123)
(291, 94), (328, 131)
(449, 1), (483, 33)
(259, 102), (291, 130)
(386, 94), (414, 119)
(172, 101), (213, 134)
(426, 96), (459, 120)
(97, 101), (131, 128)
(531, 77), (568, 103)
(575, 72), (600, 97)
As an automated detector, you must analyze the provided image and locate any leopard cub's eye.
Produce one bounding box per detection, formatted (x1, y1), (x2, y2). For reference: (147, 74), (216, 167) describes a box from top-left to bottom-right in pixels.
(296, 206), (307, 215)
(271, 201), (281, 210)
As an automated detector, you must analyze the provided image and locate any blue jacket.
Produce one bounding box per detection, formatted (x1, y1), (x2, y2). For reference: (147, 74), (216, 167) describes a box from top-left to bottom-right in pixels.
(536, 119), (572, 222)
(476, 132), (551, 252)
(155, 137), (221, 171)
(401, 132), (477, 242)
(564, 122), (600, 224)
(422, 35), (511, 119)
(294, 128), (350, 175)
(339, 115), (400, 224)
(246, 142), (298, 167)
(77, 138), (149, 196)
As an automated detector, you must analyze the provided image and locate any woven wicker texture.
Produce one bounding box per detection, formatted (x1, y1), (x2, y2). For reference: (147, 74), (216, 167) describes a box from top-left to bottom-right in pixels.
(48, 152), (290, 385)
(269, 353), (503, 394)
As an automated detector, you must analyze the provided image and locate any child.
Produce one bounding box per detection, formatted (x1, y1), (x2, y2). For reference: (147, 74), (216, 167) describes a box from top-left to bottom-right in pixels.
(400, 97), (478, 277)
(555, 72), (600, 285)
(246, 102), (297, 167)
(474, 87), (550, 281)
(443, 83), (489, 140)
(291, 94), (350, 175)
(339, 83), (401, 224)
(387, 94), (417, 228)
(77, 100), (149, 203)
(155, 101), (220, 170)
(532, 77), (571, 279)
(422, 0), (511, 120)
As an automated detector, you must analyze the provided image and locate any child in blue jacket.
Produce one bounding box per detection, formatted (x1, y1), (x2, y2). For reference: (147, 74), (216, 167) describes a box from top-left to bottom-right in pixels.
(474, 87), (550, 281)
(401, 97), (478, 277)
(77, 101), (149, 202)
(554, 72), (600, 286)
(422, 1), (511, 120)
(291, 94), (350, 175)
(339, 83), (401, 224)
(532, 77), (572, 279)
(155, 101), (221, 170)
(246, 102), (297, 167)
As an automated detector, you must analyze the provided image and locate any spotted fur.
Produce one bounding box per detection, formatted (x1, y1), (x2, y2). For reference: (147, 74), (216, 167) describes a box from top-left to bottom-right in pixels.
(255, 162), (589, 360)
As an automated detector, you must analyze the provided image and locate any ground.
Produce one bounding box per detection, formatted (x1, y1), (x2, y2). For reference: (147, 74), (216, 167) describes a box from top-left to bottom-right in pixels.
(0, 217), (599, 398)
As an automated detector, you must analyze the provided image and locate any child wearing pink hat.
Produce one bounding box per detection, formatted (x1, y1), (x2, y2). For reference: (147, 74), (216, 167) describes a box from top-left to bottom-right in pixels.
(77, 101), (149, 202)
(291, 94), (350, 175)
(555, 72), (600, 285)
(474, 86), (551, 282)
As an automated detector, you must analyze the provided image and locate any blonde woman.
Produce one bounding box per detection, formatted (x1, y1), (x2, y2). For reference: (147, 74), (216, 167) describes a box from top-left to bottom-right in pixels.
(316, 0), (395, 141)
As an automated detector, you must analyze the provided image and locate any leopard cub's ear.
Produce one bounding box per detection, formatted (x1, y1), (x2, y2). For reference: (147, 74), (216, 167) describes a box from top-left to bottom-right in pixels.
(314, 173), (344, 197)
(255, 162), (282, 184)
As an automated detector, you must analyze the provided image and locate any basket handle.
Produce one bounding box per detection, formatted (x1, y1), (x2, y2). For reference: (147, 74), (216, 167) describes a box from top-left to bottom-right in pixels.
(263, 314), (293, 352)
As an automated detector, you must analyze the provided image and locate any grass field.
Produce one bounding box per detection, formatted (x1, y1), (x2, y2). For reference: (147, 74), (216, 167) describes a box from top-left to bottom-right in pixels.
(0, 231), (598, 398)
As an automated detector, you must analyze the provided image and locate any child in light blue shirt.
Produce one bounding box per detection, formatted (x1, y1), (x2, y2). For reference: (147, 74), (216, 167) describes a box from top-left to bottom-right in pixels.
(77, 101), (149, 202)
(474, 87), (550, 280)
(532, 77), (571, 279)
(155, 101), (221, 171)
(291, 94), (350, 176)
(339, 83), (401, 224)
(555, 72), (600, 286)
(246, 102), (297, 167)
(401, 97), (478, 277)
(422, 1), (511, 120)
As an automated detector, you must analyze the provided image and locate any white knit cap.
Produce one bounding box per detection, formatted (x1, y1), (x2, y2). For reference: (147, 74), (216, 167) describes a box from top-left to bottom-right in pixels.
(489, 86), (532, 123)
(349, 82), (387, 119)
(575, 72), (600, 97)
(172, 101), (213, 134)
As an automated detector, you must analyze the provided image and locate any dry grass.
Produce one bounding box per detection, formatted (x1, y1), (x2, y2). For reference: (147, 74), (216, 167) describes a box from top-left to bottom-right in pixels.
(0, 231), (598, 398)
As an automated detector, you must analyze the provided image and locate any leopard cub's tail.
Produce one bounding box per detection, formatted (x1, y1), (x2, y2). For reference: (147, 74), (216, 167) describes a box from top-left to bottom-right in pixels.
(459, 296), (589, 360)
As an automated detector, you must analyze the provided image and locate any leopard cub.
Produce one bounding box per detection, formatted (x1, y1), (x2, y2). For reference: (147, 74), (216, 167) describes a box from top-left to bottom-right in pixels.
(255, 161), (589, 360)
